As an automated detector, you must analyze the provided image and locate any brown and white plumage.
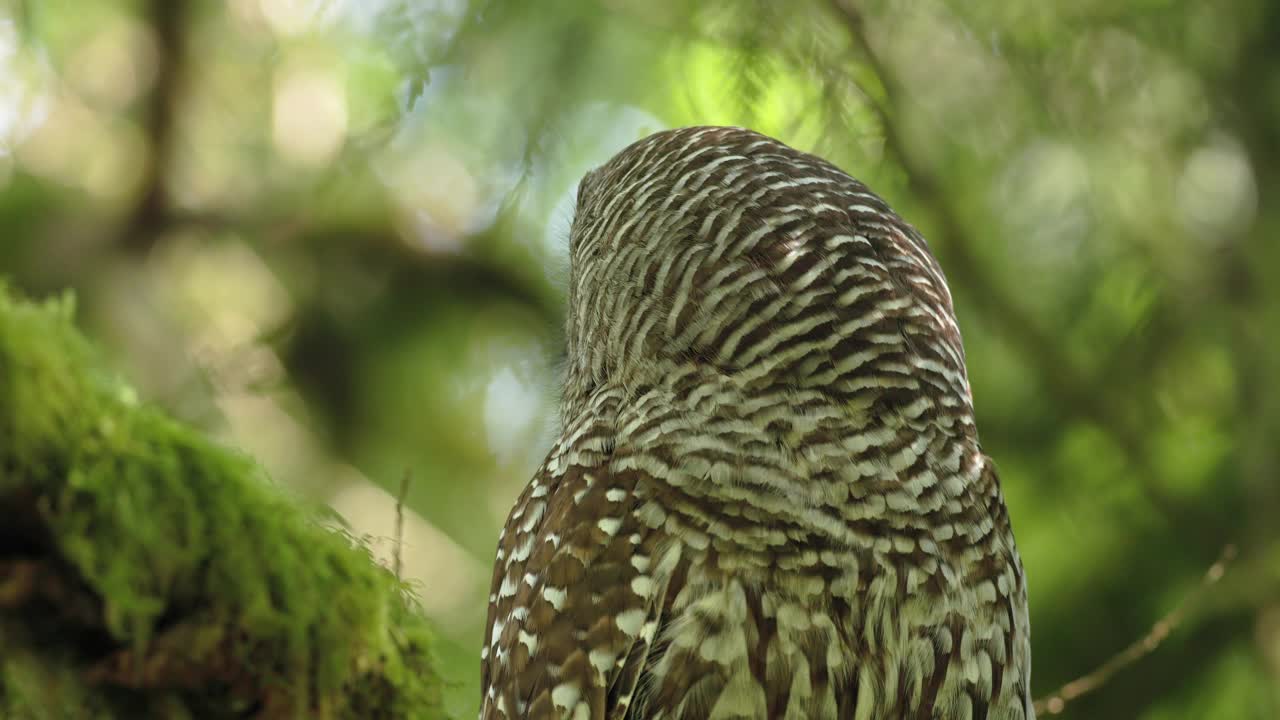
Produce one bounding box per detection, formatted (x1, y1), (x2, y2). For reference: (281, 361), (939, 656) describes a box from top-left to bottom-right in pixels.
(481, 126), (1033, 719)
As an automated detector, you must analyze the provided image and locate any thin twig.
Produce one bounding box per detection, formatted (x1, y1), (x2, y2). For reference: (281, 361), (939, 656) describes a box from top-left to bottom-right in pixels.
(394, 469), (412, 581)
(1034, 544), (1238, 715)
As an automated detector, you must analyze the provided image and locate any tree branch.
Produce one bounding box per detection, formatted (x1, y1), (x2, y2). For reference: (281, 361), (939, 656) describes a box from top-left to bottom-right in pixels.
(120, 0), (187, 254)
(828, 0), (1183, 518)
(0, 287), (445, 718)
(1034, 544), (1238, 715)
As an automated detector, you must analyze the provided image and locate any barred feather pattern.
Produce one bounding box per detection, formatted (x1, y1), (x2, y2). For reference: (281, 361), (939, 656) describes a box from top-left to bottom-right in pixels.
(481, 126), (1033, 720)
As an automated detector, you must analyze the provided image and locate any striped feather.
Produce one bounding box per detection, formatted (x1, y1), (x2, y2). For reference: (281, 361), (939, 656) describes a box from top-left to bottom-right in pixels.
(482, 127), (1033, 720)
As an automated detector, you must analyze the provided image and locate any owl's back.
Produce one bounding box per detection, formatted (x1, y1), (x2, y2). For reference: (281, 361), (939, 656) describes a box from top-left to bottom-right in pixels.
(481, 127), (1032, 720)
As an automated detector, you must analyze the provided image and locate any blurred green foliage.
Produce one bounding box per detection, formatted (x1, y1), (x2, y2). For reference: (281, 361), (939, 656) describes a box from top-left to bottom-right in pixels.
(0, 0), (1277, 717)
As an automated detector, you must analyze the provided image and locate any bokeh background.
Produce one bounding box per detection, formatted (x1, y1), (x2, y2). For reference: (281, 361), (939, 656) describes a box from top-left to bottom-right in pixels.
(2, 0), (1278, 717)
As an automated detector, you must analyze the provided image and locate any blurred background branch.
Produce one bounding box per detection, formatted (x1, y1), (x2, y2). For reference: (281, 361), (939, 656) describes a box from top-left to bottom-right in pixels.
(1035, 544), (1237, 715)
(118, 0), (185, 255)
(832, 0), (1182, 518)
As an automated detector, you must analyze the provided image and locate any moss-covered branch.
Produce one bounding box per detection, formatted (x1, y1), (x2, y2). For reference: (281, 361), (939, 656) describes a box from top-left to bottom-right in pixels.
(0, 286), (445, 718)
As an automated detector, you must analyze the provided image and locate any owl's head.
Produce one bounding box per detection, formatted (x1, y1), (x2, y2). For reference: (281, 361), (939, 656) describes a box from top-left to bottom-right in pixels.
(560, 126), (969, 429)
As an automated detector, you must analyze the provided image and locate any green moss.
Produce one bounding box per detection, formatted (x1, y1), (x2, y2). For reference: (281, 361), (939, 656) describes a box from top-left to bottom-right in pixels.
(0, 285), (446, 718)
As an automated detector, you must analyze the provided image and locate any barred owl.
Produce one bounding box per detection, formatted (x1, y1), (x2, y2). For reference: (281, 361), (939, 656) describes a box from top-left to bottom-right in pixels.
(481, 126), (1032, 719)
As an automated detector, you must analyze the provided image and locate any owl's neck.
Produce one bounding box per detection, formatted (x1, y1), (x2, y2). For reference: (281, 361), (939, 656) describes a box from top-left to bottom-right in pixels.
(557, 362), (995, 570)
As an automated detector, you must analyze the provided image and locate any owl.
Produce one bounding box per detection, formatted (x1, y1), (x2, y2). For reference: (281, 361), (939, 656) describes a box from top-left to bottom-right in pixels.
(480, 126), (1032, 719)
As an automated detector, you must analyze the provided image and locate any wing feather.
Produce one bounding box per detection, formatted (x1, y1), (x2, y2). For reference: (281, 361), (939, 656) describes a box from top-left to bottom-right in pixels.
(481, 422), (671, 720)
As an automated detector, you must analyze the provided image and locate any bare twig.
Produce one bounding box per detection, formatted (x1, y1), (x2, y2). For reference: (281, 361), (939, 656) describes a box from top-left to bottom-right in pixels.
(1034, 544), (1238, 715)
(393, 469), (412, 580)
